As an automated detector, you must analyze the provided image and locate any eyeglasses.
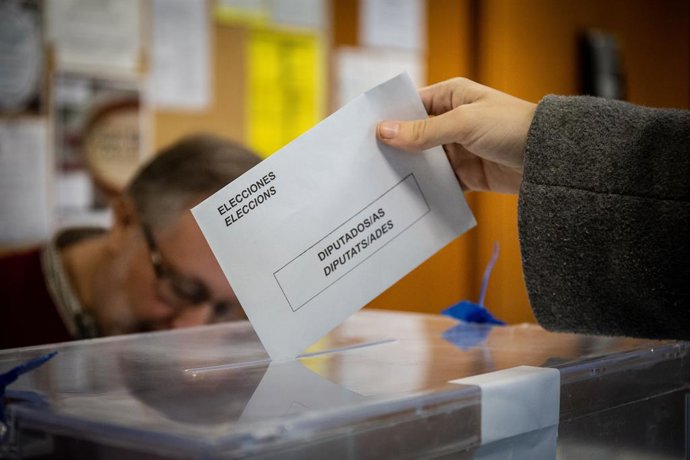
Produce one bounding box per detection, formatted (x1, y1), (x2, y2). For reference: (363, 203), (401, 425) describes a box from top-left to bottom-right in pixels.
(140, 222), (243, 321)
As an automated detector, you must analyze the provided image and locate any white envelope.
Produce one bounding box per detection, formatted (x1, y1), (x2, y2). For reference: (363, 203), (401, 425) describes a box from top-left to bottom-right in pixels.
(192, 73), (475, 361)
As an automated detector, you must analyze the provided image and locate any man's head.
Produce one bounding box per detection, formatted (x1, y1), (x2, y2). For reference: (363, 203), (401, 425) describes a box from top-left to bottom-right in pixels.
(91, 134), (261, 335)
(126, 134), (260, 230)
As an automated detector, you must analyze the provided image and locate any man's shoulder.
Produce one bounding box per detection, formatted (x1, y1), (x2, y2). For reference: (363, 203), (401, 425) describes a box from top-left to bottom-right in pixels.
(0, 246), (72, 349)
(0, 247), (43, 280)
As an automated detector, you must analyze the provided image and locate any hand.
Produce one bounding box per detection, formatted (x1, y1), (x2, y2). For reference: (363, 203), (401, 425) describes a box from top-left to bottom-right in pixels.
(377, 78), (537, 194)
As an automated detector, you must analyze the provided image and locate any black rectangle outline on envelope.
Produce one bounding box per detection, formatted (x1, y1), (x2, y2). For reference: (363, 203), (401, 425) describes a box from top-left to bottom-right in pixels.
(273, 173), (431, 312)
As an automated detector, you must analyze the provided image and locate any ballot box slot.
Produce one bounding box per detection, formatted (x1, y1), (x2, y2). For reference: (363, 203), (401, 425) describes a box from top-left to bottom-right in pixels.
(184, 338), (397, 377)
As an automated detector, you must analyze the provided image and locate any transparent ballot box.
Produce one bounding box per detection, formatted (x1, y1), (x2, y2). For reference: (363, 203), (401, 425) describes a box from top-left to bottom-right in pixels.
(1, 310), (688, 459)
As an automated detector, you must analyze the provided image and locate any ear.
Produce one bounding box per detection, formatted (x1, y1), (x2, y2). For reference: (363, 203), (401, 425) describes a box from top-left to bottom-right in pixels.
(107, 195), (138, 252)
(112, 195), (136, 227)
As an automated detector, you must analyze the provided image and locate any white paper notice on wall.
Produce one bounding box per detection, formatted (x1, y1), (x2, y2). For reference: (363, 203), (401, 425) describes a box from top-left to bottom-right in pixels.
(0, 119), (51, 245)
(46, 0), (140, 73)
(150, 0), (210, 110)
(192, 73), (475, 361)
(360, 0), (425, 50)
(335, 47), (424, 108)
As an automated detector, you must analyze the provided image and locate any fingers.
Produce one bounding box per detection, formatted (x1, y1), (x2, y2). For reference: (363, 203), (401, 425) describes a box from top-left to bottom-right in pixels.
(376, 77), (484, 151)
(377, 109), (467, 152)
(419, 77), (484, 115)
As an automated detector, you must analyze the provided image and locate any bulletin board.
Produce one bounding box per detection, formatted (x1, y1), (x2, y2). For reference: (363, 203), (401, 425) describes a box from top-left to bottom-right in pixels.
(153, 23), (246, 151)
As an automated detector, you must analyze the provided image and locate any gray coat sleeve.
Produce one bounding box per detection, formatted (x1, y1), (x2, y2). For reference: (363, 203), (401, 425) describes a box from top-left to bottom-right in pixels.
(518, 95), (690, 340)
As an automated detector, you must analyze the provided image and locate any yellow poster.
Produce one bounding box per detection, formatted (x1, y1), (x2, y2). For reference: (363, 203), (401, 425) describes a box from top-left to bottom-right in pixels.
(246, 28), (324, 158)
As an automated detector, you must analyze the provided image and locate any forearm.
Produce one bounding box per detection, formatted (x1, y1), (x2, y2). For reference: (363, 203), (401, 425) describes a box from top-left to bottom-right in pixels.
(518, 95), (690, 339)
(522, 95), (690, 199)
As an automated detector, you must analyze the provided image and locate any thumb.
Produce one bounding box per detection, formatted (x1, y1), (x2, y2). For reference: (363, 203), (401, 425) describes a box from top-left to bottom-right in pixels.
(377, 110), (466, 152)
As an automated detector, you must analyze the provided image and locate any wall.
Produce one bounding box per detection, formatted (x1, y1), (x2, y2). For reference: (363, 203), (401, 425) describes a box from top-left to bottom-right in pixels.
(474, 0), (689, 323)
(334, 0), (689, 323)
(5, 1), (686, 319)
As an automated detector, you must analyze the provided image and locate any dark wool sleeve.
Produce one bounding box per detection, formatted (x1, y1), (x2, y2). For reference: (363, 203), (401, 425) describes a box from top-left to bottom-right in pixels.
(518, 95), (690, 340)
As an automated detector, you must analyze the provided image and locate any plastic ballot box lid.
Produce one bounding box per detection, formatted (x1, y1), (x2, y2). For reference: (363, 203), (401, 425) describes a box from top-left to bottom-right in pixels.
(1, 310), (688, 459)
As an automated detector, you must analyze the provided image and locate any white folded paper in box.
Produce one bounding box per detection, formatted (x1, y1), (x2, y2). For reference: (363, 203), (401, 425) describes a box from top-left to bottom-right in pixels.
(192, 73), (475, 360)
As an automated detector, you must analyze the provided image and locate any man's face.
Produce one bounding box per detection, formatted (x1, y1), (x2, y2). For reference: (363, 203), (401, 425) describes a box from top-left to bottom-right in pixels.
(97, 209), (243, 335)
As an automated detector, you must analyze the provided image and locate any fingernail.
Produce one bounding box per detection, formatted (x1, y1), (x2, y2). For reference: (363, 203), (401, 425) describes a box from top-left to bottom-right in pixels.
(378, 122), (399, 140)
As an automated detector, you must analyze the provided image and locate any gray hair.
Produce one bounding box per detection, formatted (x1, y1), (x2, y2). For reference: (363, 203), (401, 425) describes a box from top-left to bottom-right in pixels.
(126, 134), (261, 228)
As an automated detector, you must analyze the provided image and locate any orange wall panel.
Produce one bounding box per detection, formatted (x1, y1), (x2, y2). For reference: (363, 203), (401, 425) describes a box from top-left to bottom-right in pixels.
(474, 0), (689, 323)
